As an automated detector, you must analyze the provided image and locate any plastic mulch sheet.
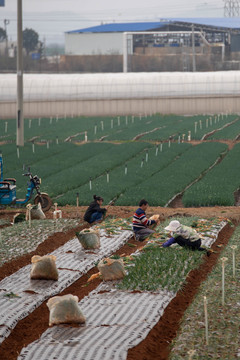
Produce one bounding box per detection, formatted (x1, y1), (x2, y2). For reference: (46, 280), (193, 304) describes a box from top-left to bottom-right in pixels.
(18, 285), (175, 360)
(0, 229), (132, 344)
(17, 220), (228, 360)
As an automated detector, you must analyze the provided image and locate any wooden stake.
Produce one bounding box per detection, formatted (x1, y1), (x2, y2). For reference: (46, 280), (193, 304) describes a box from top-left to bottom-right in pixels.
(145, 150), (148, 162)
(107, 171), (109, 183)
(5, 121), (8, 133)
(76, 192), (79, 207)
(29, 119), (32, 128)
(38, 117), (41, 126)
(221, 257), (228, 306)
(203, 296), (209, 345)
(26, 204), (32, 228)
(89, 178), (92, 190)
(230, 245), (237, 278)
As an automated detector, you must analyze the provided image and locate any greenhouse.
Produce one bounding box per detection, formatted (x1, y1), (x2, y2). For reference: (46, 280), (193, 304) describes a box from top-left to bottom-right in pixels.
(0, 71), (240, 118)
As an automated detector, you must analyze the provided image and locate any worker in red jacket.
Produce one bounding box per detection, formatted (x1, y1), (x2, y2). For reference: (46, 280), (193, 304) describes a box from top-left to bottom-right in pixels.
(132, 199), (159, 241)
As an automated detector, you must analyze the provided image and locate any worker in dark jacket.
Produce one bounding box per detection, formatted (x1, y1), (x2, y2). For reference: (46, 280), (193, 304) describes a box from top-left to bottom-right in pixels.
(84, 195), (107, 224)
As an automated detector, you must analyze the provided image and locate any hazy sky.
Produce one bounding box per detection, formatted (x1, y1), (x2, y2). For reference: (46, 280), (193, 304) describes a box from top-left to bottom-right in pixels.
(0, 0), (225, 45)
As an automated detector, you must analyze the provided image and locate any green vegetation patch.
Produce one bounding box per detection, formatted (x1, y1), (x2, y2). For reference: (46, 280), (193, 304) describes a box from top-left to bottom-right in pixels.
(170, 224), (240, 360)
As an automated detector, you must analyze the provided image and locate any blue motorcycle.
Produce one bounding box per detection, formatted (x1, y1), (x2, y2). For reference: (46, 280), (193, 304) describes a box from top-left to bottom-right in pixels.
(0, 152), (52, 212)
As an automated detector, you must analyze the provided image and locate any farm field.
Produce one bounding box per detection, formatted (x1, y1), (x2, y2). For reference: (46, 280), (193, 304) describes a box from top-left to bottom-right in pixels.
(1, 113), (240, 207)
(1, 113), (240, 359)
(0, 206), (239, 360)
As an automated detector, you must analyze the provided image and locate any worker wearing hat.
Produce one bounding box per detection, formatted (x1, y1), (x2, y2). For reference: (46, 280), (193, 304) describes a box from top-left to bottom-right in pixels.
(162, 220), (206, 252)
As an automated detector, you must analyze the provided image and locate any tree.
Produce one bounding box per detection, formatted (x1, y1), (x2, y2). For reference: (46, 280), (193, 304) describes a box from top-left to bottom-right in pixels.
(23, 28), (39, 55)
(0, 27), (6, 42)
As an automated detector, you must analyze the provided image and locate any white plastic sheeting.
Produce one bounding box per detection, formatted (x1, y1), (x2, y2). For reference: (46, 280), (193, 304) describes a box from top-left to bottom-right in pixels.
(17, 221), (227, 360)
(0, 228), (132, 344)
(18, 286), (175, 360)
(1, 72), (240, 102)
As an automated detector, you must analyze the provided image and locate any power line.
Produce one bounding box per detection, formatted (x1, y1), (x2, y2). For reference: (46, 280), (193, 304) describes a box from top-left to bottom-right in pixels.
(223, 0), (240, 16)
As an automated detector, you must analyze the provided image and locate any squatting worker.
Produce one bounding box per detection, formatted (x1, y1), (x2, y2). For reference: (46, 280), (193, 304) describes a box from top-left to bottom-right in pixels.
(84, 195), (107, 224)
(162, 220), (207, 252)
(132, 199), (159, 241)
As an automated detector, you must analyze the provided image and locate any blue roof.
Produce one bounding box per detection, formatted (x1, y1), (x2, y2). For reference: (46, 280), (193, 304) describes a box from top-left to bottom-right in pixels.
(66, 22), (166, 34)
(162, 17), (240, 29)
(67, 18), (240, 34)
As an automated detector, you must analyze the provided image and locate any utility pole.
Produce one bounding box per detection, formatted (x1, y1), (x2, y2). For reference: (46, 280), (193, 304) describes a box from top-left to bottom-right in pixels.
(192, 24), (196, 72)
(4, 19), (9, 59)
(17, 0), (24, 146)
(223, 0), (240, 16)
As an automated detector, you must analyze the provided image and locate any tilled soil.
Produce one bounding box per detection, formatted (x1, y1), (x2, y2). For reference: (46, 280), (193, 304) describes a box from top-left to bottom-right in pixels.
(0, 206), (239, 360)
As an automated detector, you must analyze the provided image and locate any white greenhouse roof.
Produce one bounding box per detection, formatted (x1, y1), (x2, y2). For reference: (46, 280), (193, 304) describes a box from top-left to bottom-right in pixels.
(1, 72), (240, 102)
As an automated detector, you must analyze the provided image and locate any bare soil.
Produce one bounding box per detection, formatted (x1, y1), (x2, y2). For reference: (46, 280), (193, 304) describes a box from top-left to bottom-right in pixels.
(0, 205), (239, 360)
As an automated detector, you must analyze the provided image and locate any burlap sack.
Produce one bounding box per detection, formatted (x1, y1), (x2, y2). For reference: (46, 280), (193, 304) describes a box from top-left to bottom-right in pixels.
(76, 228), (100, 249)
(30, 255), (58, 281)
(47, 294), (86, 326)
(26, 203), (46, 220)
(98, 257), (126, 281)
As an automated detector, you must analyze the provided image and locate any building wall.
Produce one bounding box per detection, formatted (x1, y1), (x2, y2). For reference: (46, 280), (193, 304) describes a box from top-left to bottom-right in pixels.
(0, 96), (239, 118)
(65, 33), (124, 55)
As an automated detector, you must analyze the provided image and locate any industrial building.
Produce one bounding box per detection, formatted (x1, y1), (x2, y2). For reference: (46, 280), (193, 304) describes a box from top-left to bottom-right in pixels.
(65, 18), (240, 56)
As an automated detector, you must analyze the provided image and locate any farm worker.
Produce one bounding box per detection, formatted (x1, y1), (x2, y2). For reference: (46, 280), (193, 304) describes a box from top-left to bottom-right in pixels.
(84, 195), (107, 224)
(162, 220), (206, 252)
(132, 199), (159, 241)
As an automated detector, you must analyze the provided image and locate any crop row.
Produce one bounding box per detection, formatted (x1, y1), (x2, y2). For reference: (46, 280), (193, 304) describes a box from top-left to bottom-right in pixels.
(208, 118), (240, 140)
(0, 113), (237, 143)
(117, 142), (228, 206)
(58, 142), (192, 205)
(182, 142), (240, 206)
